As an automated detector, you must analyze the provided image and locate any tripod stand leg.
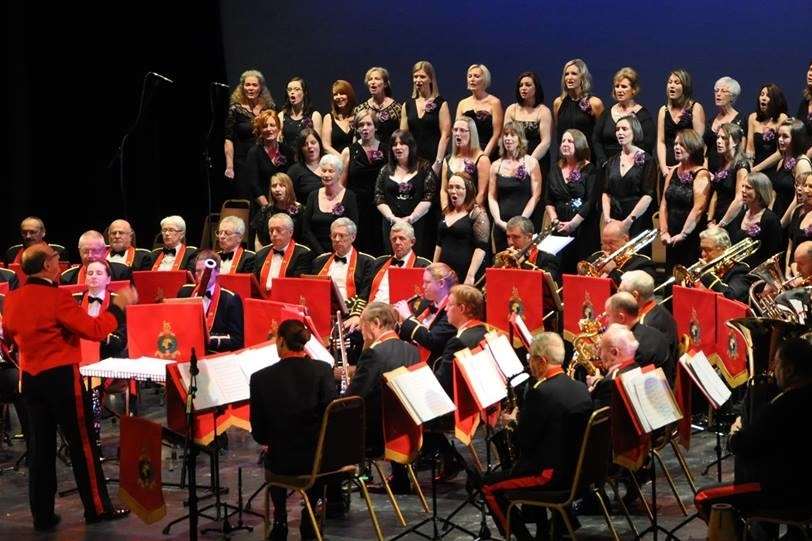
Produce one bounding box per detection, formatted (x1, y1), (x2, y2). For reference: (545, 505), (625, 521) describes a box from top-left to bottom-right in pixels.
(593, 486), (621, 541)
(628, 469), (654, 521)
(407, 463), (430, 513)
(669, 439), (697, 493)
(653, 449), (688, 516)
(610, 479), (640, 538)
(370, 460), (406, 525)
(354, 476), (385, 541)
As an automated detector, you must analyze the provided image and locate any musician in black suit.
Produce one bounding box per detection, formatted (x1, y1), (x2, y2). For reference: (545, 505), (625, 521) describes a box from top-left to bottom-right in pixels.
(249, 320), (336, 541)
(150, 215), (198, 272)
(61, 231), (132, 284)
(253, 213), (313, 294)
(177, 250), (243, 352)
(619, 270), (679, 370)
(480, 332), (593, 540)
(394, 262), (458, 366)
(605, 292), (672, 381)
(696, 226), (753, 304)
(588, 323), (640, 409)
(216, 216), (256, 274)
(694, 337), (812, 535)
(311, 218), (374, 323)
(4, 216), (67, 265)
(367, 222), (431, 305)
(436, 285), (489, 392)
(505, 216), (562, 283)
(71, 260), (127, 359)
(106, 219), (154, 271)
(0, 267), (19, 290)
(585, 220), (656, 286)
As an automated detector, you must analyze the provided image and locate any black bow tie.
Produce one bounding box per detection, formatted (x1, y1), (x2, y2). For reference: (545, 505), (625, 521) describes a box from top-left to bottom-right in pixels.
(162, 247), (177, 256)
(220, 251), (234, 261)
(109, 249), (126, 257)
(428, 304), (438, 314)
(391, 258), (405, 267)
(273, 248), (286, 256)
(88, 296), (103, 304)
(334, 255), (347, 264)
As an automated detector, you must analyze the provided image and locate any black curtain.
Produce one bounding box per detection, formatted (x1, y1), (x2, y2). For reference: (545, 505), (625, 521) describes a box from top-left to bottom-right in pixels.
(4, 2), (228, 260)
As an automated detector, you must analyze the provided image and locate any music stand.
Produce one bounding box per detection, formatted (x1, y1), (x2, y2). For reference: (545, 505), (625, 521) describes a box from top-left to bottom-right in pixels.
(131, 270), (193, 304)
(216, 272), (266, 300)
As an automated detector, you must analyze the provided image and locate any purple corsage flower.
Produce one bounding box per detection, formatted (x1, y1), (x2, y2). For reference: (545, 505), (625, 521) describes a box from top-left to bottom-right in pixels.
(633, 151), (646, 167)
(423, 100), (437, 113)
(302, 117), (313, 128)
(804, 224), (812, 237)
(785, 157), (798, 171)
(288, 204), (300, 216)
(712, 168), (730, 183)
(398, 181), (413, 195)
(377, 110), (390, 122)
(567, 169), (582, 183)
(331, 203), (345, 216)
(680, 107), (693, 123)
(463, 159), (476, 177)
(762, 128), (776, 142)
(676, 169), (694, 184)
(272, 154), (287, 167)
(475, 109), (491, 121)
(745, 223), (761, 238)
(368, 149), (384, 162)
(578, 96), (592, 114)
(515, 164), (528, 180)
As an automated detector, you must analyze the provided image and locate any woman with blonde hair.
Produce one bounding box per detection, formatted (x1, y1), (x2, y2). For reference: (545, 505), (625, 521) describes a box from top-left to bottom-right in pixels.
(440, 116), (490, 207)
(553, 58), (604, 150)
(455, 64), (503, 159)
(400, 60), (451, 174)
(353, 66), (401, 144)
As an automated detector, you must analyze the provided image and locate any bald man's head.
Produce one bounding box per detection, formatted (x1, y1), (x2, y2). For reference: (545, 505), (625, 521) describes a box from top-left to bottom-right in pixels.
(109, 219), (134, 251)
(78, 230), (107, 264)
(795, 241), (812, 278)
(601, 221), (630, 254)
(20, 217), (46, 247)
(21, 243), (60, 280)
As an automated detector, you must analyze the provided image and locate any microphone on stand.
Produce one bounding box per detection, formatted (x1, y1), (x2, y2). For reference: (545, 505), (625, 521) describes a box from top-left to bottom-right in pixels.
(211, 82), (230, 89)
(148, 71), (175, 84)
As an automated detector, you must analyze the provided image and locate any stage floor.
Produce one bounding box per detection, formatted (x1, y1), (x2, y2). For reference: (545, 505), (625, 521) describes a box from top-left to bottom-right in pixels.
(0, 389), (718, 540)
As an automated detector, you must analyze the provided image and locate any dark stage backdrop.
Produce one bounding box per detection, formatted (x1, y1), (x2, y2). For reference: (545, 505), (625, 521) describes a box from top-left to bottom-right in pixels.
(219, 1), (809, 140)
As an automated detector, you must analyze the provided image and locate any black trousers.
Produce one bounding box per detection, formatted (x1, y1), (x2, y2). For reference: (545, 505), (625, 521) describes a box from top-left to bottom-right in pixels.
(22, 364), (113, 524)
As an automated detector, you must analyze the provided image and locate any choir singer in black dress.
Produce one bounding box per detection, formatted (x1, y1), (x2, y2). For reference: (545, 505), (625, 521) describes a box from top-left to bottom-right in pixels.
(434, 176), (489, 285)
(303, 154), (358, 255)
(724, 172), (781, 269)
(656, 69), (706, 180)
(707, 123), (749, 229)
(553, 58), (604, 151)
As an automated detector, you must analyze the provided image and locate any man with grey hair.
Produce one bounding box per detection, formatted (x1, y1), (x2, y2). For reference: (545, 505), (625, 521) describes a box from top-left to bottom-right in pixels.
(106, 219), (153, 270)
(152, 215), (198, 271)
(619, 270), (678, 366)
(504, 216), (561, 282)
(696, 226), (751, 303)
(584, 220), (656, 286)
(311, 218), (373, 329)
(253, 213), (312, 293)
(368, 221), (431, 304)
(605, 292), (672, 380)
(480, 331), (592, 540)
(61, 230), (131, 284)
(216, 215), (255, 274)
(590, 323), (640, 408)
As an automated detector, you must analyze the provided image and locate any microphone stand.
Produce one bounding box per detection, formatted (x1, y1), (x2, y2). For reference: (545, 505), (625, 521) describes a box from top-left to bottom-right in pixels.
(185, 348), (200, 541)
(202, 83), (226, 221)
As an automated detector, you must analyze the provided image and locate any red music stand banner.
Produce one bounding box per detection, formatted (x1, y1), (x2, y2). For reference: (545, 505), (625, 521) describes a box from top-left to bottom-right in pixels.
(672, 286), (717, 356)
(269, 277), (331, 340)
(485, 268), (543, 336)
(388, 267), (426, 305)
(217, 273), (265, 300)
(382, 363), (425, 464)
(243, 298), (307, 346)
(126, 303), (206, 362)
(611, 365), (655, 470)
(118, 416), (166, 524)
(132, 271), (193, 304)
(711, 296), (749, 388)
(562, 274), (613, 342)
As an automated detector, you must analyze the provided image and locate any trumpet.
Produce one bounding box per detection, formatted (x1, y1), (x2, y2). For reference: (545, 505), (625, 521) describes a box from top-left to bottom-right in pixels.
(577, 229), (657, 277)
(654, 238), (760, 300)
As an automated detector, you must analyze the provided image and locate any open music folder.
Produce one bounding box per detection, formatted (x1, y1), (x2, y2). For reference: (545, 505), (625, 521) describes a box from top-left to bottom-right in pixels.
(483, 331), (530, 387)
(679, 351), (732, 410)
(619, 366), (683, 434)
(454, 347), (507, 410)
(384, 363), (455, 425)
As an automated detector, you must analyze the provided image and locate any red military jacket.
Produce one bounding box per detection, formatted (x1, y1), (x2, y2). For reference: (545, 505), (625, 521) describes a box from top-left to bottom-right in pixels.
(2, 277), (123, 376)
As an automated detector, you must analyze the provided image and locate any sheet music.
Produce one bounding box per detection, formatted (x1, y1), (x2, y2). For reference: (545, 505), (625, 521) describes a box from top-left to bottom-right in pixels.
(305, 336), (334, 366)
(455, 349), (507, 409)
(176, 354), (250, 411)
(511, 315), (534, 349)
(626, 368), (683, 433)
(681, 351), (731, 409)
(484, 332), (530, 387)
(538, 235), (574, 255)
(80, 357), (175, 382)
(387, 365), (455, 424)
(237, 343), (280, 379)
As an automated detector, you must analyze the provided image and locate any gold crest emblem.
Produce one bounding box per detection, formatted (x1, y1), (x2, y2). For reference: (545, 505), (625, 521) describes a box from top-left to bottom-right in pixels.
(726, 330), (739, 360)
(136, 447), (156, 489)
(689, 308), (701, 347)
(155, 321), (180, 360)
(266, 318), (280, 341)
(508, 286), (524, 315)
(581, 291), (595, 321)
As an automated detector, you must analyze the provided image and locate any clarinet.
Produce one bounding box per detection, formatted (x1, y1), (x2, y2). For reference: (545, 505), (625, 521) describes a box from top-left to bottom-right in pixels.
(335, 310), (350, 394)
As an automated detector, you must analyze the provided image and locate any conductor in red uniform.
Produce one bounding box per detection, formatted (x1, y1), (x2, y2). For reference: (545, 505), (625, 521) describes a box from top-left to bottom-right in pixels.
(1, 244), (138, 531)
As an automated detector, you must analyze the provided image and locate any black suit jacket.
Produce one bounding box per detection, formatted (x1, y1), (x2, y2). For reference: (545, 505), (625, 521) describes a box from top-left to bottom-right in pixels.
(312, 250), (375, 316)
(218, 249), (256, 274)
(515, 373), (593, 479)
(0, 268), (19, 291)
(71, 292), (127, 359)
(435, 323), (489, 393)
(371, 254), (432, 274)
(347, 338), (420, 454)
(523, 250), (562, 284)
(250, 356), (337, 474)
(591, 363), (638, 409)
(631, 321), (672, 381)
(177, 284), (244, 352)
(399, 301), (456, 366)
(107, 247), (154, 271)
(253, 243), (313, 285)
(701, 262), (753, 304)
(587, 251), (656, 286)
(150, 245), (198, 272)
(60, 262), (132, 284)
(5, 243), (67, 265)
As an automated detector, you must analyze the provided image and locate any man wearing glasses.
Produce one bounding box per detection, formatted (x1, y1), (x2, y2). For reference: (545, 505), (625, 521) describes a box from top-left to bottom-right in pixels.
(105, 219), (154, 271)
(215, 216), (255, 274)
(151, 215), (197, 271)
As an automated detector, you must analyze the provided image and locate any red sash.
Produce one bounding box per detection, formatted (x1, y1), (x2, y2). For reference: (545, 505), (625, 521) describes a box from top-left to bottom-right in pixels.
(370, 330), (399, 349)
(259, 243), (296, 292)
(190, 284), (222, 333)
(317, 249), (358, 298)
(418, 295), (449, 326)
(151, 244), (187, 271)
(220, 247), (244, 275)
(369, 251), (417, 301)
(75, 264), (88, 285)
(13, 248), (22, 265)
(107, 246), (136, 267)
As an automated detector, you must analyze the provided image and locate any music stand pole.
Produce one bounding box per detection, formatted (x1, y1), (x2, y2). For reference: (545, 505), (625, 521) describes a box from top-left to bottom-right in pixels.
(186, 348), (200, 541)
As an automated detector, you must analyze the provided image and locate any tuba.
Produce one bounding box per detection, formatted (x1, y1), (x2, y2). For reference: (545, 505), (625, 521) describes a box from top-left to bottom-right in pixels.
(748, 253), (801, 321)
(577, 229), (657, 277)
(567, 315), (604, 380)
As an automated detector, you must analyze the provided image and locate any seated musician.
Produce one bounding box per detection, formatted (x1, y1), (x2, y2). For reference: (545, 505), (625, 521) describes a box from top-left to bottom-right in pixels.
(367, 222), (431, 304)
(106, 219), (154, 270)
(0, 265), (18, 290)
(605, 291), (673, 381)
(435, 284), (489, 393)
(480, 332), (593, 541)
(4, 216), (67, 265)
(215, 216), (255, 274)
(504, 216), (561, 283)
(249, 320), (337, 541)
(151, 215), (198, 272)
(177, 250), (244, 352)
(619, 270), (678, 368)
(785, 240), (812, 288)
(341, 302), (419, 494)
(73, 259), (127, 358)
(61, 230), (131, 284)
(312, 218), (374, 331)
(584, 220), (655, 286)
(694, 337), (812, 534)
(696, 226), (752, 303)
(253, 213), (313, 294)
(588, 324), (639, 409)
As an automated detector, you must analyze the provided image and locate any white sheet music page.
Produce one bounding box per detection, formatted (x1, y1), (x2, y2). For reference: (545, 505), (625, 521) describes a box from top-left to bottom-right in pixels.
(683, 351), (731, 409)
(305, 336), (335, 367)
(629, 368), (683, 432)
(176, 361), (224, 411)
(538, 235), (574, 256)
(238, 343), (280, 379)
(390, 365), (455, 423)
(484, 332), (530, 386)
(454, 348), (507, 409)
(205, 356), (251, 404)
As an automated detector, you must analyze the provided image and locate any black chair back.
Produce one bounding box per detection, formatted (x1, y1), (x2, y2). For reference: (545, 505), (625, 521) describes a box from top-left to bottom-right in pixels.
(316, 396), (365, 476)
(569, 407), (612, 499)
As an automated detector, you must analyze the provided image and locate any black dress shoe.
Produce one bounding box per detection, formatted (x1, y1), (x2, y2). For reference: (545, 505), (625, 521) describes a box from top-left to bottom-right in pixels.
(33, 513), (61, 531)
(267, 521), (288, 541)
(85, 506), (130, 524)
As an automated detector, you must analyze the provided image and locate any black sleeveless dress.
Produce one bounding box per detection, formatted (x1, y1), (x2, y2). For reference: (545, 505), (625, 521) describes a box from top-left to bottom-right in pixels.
(281, 113), (315, 149)
(329, 117), (354, 154)
(302, 189), (360, 255)
(354, 100), (401, 144)
(444, 154), (486, 193)
(556, 95), (597, 149)
(516, 118), (551, 177)
(753, 128), (779, 168)
(664, 168), (708, 269)
(437, 206), (490, 282)
(663, 104), (695, 166)
(347, 142), (389, 255)
(287, 162), (323, 205)
(798, 98), (812, 152)
(592, 107), (656, 167)
(492, 157), (536, 251)
(462, 109), (495, 159)
(406, 97), (445, 161)
(225, 104), (261, 199)
(772, 157), (810, 221)
(704, 112), (743, 173)
(709, 160), (749, 224)
(788, 206), (812, 253)
(603, 151), (658, 241)
(726, 207), (782, 268)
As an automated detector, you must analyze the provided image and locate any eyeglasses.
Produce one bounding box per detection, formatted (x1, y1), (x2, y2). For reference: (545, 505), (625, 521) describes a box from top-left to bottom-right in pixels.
(161, 228), (182, 233)
(216, 230), (237, 237)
